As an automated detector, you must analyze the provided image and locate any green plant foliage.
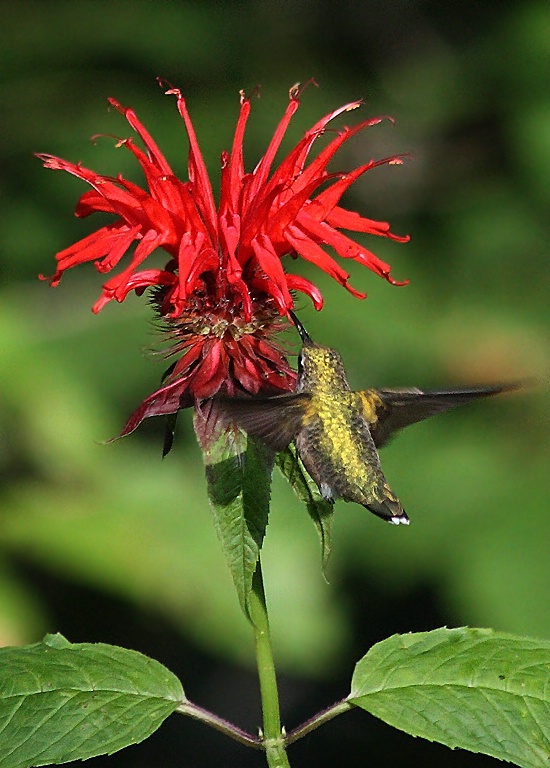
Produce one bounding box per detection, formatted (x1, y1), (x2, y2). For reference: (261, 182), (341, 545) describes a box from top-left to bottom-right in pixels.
(203, 430), (273, 617)
(350, 627), (550, 768)
(0, 633), (184, 768)
(276, 446), (333, 575)
(0, 0), (548, 690)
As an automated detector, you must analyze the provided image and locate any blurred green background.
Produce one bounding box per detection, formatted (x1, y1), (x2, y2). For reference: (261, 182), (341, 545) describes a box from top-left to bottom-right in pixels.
(1, 1), (548, 766)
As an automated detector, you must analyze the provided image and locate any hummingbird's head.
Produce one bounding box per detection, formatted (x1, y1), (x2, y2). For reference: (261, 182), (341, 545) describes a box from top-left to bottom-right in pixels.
(297, 344), (350, 390)
(297, 342), (351, 395)
(288, 311), (351, 393)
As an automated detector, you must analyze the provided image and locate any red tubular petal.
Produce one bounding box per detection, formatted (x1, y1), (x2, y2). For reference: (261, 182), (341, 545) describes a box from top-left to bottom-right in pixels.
(246, 96), (300, 202)
(184, 249), (220, 295)
(285, 226), (367, 299)
(284, 226), (352, 285)
(262, 101), (363, 198)
(37, 155), (142, 220)
(307, 158), (389, 220)
(385, 274), (410, 287)
(291, 117), (391, 197)
(227, 272), (253, 321)
(96, 229), (168, 303)
(223, 96), (251, 210)
(343, 280), (367, 299)
(297, 214), (392, 272)
(117, 140), (203, 237)
(262, 175), (337, 244)
(219, 209), (242, 263)
(298, 214), (409, 285)
(326, 205), (410, 242)
(108, 97), (174, 176)
(92, 294), (113, 314)
(246, 273), (291, 314)
(150, 175), (192, 222)
(169, 182), (215, 243)
(93, 225), (143, 273)
(125, 268), (177, 291)
(257, 134), (319, 206)
(251, 234), (293, 306)
(175, 231), (208, 302)
(76, 189), (118, 217)
(93, 268), (177, 312)
(117, 137), (169, 193)
(284, 274), (324, 310)
(162, 85), (218, 244)
(239, 178), (285, 246)
(306, 100), (363, 135)
(50, 223), (127, 270)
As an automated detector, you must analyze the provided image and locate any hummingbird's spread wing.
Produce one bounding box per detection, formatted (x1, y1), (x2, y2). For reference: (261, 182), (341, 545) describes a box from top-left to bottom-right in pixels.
(211, 393), (313, 452)
(362, 383), (519, 448)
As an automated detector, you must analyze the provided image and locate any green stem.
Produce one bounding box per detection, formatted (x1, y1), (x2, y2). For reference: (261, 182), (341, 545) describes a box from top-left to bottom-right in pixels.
(248, 558), (291, 768)
(284, 699), (353, 745)
(176, 700), (261, 749)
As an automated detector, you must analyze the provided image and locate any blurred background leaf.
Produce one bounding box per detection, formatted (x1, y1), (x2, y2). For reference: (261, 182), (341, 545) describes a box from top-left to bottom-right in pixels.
(0, 1), (548, 766)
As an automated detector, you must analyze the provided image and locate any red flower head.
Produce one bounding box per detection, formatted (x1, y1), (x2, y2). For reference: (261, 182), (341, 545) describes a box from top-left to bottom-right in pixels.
(37, 80), (409, 436)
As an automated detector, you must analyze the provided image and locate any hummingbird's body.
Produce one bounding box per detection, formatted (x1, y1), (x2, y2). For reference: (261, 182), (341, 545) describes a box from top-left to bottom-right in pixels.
(294, 342), (406, 523)
(213, 313), (518, 524)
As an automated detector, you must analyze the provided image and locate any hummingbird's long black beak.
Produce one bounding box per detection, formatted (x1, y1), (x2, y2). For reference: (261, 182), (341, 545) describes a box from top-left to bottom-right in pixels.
(288, 310), (312, 344)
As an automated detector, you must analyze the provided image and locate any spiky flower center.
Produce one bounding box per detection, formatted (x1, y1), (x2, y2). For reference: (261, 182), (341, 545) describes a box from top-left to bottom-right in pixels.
(153, 284), (288, 355)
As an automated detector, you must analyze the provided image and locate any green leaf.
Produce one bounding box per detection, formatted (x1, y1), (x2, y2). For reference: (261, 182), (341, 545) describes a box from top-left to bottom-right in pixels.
(0, 633), (185, 768)
(276, 446), (334, 575)
(202, 427), (273, 618)
(349, 627), (550, 768)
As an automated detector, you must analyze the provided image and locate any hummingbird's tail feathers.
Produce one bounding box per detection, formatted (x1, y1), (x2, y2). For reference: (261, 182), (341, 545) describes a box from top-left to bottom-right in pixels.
(365, 496), (410, 525)
(366, 382), (522, 448)
(210, 392), (312, 452)
(364, 483), (410, 525)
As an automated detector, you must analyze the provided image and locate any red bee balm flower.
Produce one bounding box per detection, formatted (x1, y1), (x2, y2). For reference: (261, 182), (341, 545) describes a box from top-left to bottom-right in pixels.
(38, 81), (409, 435)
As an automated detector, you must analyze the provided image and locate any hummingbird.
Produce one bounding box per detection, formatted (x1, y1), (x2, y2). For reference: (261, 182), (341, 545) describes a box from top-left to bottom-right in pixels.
(212, 312), (519, 525)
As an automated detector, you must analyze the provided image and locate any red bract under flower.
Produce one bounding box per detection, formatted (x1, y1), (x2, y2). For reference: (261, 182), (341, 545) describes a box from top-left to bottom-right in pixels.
(38, 81), (409, 431)
(119, 292), (297, 440)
